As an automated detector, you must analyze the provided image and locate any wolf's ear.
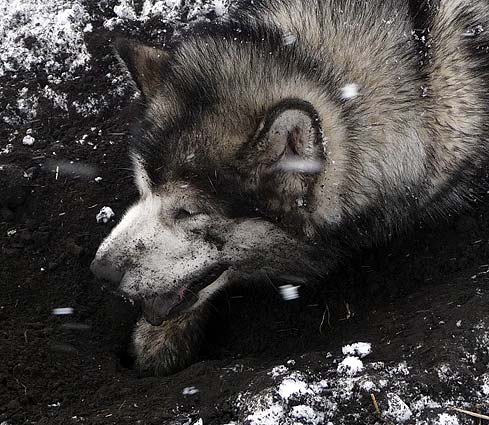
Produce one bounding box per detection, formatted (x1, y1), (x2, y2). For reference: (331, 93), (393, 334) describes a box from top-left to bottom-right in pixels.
(113, 38), (170, 98)
(256, 100), (325, 174)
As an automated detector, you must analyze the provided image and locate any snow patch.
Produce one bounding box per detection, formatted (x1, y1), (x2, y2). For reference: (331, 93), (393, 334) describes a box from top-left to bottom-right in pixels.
(337, 356), (364, 376)
(0, 0), (91, 77)
(182, 386), (199, 396)
(96, 207), (115, 224)
(22, 135), (35, 146)
(290, 405), (324, 425)
(278, 376), (312, 400)
(268, 365), (288, 377)
(245, 395), (284, 425)
(341, 342), (372, 358)
(105, 0), (230, 28)
(436, 413), (460, 425)
(384, 393), (412, 423)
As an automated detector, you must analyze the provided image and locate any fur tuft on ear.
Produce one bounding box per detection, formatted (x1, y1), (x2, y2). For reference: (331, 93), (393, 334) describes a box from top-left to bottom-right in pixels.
(238, 99), (326, 213)
(256, 100), (325, 174)
(113, 37), (171, 98)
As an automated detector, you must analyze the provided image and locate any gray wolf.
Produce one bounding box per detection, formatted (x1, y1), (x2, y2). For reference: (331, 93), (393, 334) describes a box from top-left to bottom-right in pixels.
(91, 0), (489, 375)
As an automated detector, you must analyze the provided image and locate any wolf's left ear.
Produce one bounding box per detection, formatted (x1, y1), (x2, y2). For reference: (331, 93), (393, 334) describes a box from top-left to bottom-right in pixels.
(113, 38), (171, 98)
(255, 100), (325, 174)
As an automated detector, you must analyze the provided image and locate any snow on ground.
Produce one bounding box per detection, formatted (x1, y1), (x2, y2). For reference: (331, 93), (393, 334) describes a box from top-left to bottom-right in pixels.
(105, 0), (230, 29)
(0, 0), (91, 77)
(234, 333), (489, 425)
(0, 0), (231, 130)
(341, 342), (372, 358)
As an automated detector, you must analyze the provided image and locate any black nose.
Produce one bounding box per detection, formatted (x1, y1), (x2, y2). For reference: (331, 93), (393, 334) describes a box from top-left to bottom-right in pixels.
(90, 258), (123, 284)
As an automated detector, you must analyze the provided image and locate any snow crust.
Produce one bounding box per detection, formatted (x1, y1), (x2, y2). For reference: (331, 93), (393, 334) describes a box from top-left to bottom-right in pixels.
(341, 342), (372, 358)
(0, 0), (91, 77)
(236, 329), (488, 425)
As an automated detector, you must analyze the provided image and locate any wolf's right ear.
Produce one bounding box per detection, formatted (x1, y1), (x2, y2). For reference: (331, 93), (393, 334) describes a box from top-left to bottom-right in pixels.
(113, 38), (171, 99)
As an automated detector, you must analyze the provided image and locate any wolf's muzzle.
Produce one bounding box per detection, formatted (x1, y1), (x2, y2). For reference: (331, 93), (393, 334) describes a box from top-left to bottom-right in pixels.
(90, 258), (124, 285)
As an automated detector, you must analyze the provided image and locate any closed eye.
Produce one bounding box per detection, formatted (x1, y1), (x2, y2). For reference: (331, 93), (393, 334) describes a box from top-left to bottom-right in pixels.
(174, 208), (193, 220)
(174, 208), (204, 220)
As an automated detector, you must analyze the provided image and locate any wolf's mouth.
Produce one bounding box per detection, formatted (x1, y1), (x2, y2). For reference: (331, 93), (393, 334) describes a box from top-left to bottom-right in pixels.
(141, 264), (229, 325)
(171, 264), (229, 314)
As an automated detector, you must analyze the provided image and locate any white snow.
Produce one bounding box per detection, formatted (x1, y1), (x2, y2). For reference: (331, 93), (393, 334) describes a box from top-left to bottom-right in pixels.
(235, 347), (487, 425)
(384, 393), (412, 423)
(0, 0), (91, 77)
(22, 135), (35, 146)
(410, 396), (441, 412)
(268, 365), (288, 377)
(96, 207), (115, 224)
(290, 405), (325, 424)
(48, 402), (61, 408)
(114, 0), (138, 20)
(182, 386), (200, 395)
(481, 373), (489, 396)
(106, 0), (230, 27)
(278, 376), (312, 400)
(43, 86), (68, 111)
(245, 400), (284, 425)
(337, 356), (364, 376)
(0, 144), (14, 155)
(52, 307), (74, 315)
(279, 284), (300, 301)
(341, 342), (372, 358)
(340, 83), (360, 99)
(436, 413), (460, 425)
(1, 0), (232, 123)
(17, 89), (39, 120)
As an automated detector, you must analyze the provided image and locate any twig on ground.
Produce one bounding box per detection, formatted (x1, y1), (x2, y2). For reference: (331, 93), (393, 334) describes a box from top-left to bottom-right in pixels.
(371, 393), (381, 416)
(449, 406), (489, 421)
(319, 304), (331, 334)
(370, 394), (395, 425)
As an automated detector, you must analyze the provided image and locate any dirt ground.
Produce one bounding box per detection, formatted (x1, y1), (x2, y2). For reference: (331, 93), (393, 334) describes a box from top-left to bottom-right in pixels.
(1, 1), (489, 424)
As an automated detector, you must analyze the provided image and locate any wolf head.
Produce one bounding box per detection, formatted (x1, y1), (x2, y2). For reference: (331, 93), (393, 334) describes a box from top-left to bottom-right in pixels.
(91, 30), (339, 325)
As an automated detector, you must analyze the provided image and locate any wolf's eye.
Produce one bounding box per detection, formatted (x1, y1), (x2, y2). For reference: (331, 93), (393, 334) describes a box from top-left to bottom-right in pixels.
(174, 208), (193, 220)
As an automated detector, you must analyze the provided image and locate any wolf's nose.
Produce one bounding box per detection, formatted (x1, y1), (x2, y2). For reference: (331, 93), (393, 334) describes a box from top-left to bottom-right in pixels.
(90, 258), (123, 284)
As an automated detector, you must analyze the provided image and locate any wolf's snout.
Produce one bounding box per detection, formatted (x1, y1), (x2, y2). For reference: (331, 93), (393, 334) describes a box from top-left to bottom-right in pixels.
(90, 258), (123, 284)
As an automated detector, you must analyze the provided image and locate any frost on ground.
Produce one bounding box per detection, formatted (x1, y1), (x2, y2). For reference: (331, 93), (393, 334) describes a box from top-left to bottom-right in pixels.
(0, 0), (232, 129)
(0, 0), (91, 77)
(105, 0), (230, 29)
(233, 330), (489, 425)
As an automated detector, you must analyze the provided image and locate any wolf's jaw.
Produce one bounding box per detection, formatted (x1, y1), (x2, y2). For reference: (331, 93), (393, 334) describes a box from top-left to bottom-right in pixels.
(143, 265), (232, 324)
(191, 268), (235, 310)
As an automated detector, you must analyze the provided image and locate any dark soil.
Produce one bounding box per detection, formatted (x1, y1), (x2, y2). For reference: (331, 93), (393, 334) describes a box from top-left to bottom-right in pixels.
(1, 3), (489, 424)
